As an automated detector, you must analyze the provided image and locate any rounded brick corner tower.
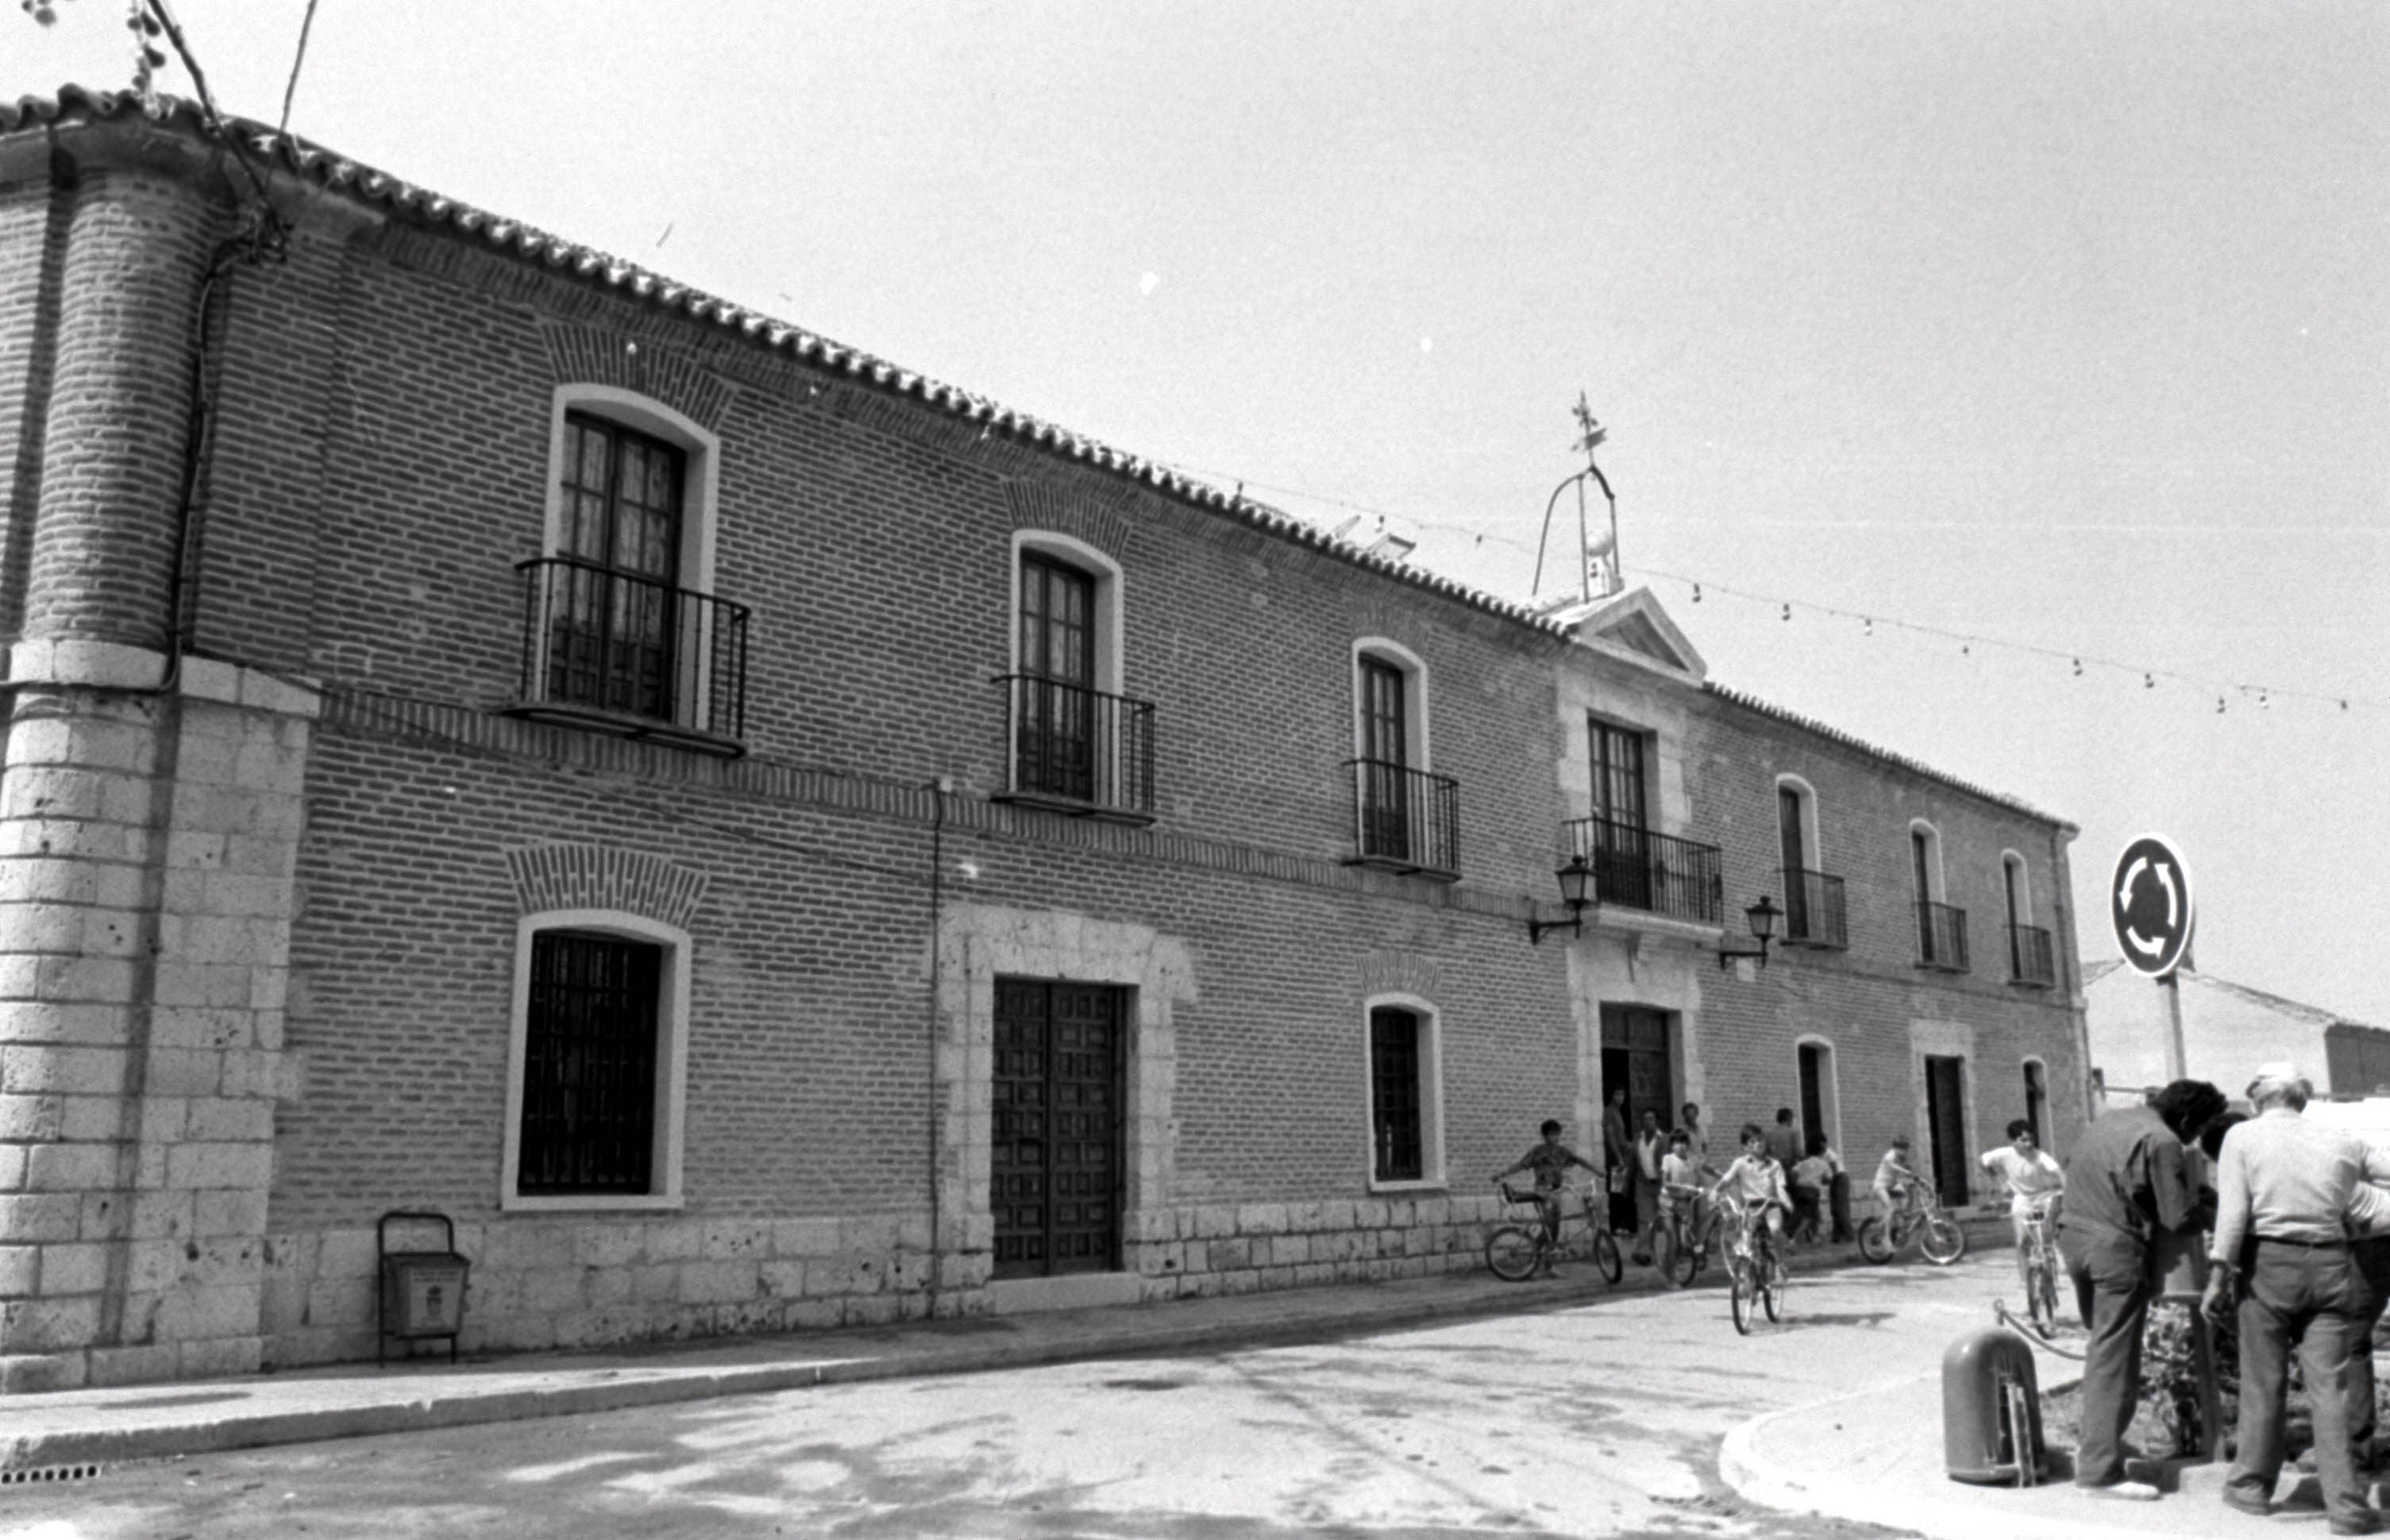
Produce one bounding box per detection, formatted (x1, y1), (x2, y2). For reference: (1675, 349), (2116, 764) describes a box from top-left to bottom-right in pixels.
(1, 96), (317, 1392)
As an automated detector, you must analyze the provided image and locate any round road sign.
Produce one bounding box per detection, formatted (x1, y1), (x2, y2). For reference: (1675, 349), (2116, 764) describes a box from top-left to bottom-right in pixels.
(2111, 834), (2195, 979)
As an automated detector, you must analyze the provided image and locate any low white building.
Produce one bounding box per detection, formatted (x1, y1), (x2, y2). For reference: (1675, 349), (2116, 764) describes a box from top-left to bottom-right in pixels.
(2084, 961), (2390, 1103)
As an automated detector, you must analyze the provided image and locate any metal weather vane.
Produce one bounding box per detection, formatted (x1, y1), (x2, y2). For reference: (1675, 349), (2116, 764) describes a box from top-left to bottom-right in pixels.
(1533, 394), (1623, 602)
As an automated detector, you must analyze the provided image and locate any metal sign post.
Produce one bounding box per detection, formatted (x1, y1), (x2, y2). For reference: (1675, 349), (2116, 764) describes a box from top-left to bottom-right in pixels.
(2110, 834), (2217, 1458)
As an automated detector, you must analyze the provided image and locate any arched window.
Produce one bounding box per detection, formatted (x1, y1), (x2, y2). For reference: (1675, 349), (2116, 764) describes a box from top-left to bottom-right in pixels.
(1910, 822), (1965, 970)
(1349, 641), (1453, 875)
(1775, 775), (1842, 946)
(524, 387), (742, 742)
(502, 908), (692, 1211)
(1363, 993), (1444, 1188)
(1002, 533), (1151, 818)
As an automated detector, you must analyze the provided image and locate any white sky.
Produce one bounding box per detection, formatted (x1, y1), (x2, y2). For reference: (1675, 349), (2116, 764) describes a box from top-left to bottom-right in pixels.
(11, 2), (2388, 1027)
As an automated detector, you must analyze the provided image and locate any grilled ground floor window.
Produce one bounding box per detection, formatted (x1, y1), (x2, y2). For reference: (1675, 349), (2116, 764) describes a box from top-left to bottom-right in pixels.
(1367, 999), (1443, 1188)
(503, 911), (691, 1211)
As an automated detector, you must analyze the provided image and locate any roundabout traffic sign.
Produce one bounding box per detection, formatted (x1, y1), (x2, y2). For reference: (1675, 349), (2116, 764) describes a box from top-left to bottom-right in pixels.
(2112, 834), (2195, 979)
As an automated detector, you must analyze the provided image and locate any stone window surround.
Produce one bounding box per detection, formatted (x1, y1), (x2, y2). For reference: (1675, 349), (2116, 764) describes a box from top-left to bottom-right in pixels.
(1361, 991), (1447, 1194)
(499, 907), (693, 1213)
(935, 903), (1193, 1299)
(1009, 530), (1126, 699)
(544, 384), (722, 598)
(1350, 637), (1432, 771)
(1791, 1031), (1844, 1156)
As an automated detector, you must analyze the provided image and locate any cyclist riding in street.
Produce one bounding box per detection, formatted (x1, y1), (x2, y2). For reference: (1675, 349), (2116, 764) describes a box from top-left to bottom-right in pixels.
(1979, 1118), (2065, 1296)
(1494, 1118), (1602, 1275)
(1872, 1132), (1921, 1219)
(1710, 1123), (1794, 1274)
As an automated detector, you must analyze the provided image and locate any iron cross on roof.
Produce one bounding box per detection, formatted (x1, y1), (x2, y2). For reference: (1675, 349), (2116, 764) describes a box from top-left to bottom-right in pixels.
(1571, 393), (1608, 460)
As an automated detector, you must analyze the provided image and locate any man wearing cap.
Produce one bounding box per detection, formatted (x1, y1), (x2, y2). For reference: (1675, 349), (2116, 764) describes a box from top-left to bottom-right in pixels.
(2203, 1065), (2390, 1533)
(2060, 1077), (2229, 1502)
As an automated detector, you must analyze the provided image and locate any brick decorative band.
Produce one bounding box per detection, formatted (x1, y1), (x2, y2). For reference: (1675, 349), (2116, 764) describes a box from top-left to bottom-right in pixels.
(503, 842), (710, 928)
(317, 685), (1525, 923)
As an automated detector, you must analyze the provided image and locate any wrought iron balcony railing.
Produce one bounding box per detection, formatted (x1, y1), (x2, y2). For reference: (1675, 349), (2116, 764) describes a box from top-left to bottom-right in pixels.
(995, 675), (1156, 823)
(1916, 900), (1970, 972)
(2008, 922), (2057, 987)
(1778, 866), (1848, 949)
(1562, 814), (1724, 926)
(1344, 759), (1460, 880)
(513, 556), (750, 749)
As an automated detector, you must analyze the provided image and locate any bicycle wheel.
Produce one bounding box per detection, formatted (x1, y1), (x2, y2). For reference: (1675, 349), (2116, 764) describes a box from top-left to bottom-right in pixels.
(1920, 1213), (1968, 1265)
(2027, 1260), (2059, 1336)
(1763, 1256), (1787, 1322)
(1671, 1222), (1705, 1286)
(1592, 1225), (1624, 1284)
(1486, 1226), (1542, 1282)
(1729, 1260), (1754, 1335)
(1856, 1217), (1894, 1264)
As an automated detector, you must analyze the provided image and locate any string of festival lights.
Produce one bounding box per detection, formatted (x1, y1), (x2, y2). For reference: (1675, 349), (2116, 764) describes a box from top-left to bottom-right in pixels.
(1156, 456), (2376, 718)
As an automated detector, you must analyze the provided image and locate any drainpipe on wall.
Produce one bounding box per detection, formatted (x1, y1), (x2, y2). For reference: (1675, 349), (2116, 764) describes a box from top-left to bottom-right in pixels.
(923, 777), (951, 1318)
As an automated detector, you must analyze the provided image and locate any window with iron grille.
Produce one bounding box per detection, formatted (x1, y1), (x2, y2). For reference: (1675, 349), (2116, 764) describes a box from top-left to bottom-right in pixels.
(1370, 1006), (1424, 1182)
(518, 931), (661, 1195)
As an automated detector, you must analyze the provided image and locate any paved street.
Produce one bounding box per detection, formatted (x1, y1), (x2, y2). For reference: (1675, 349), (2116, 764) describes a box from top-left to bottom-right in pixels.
(0, 1252), (2011, 1539)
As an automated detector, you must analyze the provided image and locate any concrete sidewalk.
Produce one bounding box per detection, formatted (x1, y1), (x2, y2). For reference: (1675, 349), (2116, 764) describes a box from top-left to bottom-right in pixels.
(1723, 1335), (2364, 1540)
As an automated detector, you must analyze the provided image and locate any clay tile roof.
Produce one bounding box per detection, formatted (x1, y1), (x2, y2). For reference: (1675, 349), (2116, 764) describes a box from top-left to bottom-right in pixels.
(4, 86), (1571, 637)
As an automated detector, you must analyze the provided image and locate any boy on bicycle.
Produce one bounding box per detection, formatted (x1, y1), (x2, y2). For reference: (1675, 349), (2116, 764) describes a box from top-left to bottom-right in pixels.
(1872, 1133), (1921, 1218)
(1709, 1123), (1794, 1272)
(1494, 1118), (1600, 1273)
(1979, 1118), (2064, 1295)
(1656, 1128), (1705, 1285)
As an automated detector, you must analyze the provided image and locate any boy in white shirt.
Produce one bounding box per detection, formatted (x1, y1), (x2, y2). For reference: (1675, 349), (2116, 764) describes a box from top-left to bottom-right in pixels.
(1656, 1129), (1705, 1286)
(1979, 1118), (2065, 1296)
(1710, 1122), (1794, 1274)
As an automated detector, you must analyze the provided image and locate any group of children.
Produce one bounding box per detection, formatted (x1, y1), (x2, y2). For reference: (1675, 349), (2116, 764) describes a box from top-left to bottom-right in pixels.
(1497, 1110), (2068, 1288)
(1495, 1115), (1804, 1278)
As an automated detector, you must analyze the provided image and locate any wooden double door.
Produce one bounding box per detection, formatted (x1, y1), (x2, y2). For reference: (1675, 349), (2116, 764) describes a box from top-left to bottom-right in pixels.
(992, 980), (1126, 1280)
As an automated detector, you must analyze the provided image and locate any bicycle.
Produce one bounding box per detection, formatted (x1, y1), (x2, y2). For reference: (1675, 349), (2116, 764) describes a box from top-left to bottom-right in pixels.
(1651, 1182), (1709, 1287)
(1857, 1180), (1968, 1266)
(2017, 1195), (2062, 1336)
(1716, 1196), (1788, 1334)
(1486, 1180), (1625, 1284)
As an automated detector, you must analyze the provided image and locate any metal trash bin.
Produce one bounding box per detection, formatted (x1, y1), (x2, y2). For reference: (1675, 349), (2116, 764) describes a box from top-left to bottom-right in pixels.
(1944, 1326), (2045, 1485)
(377, 1210), (469, 1365)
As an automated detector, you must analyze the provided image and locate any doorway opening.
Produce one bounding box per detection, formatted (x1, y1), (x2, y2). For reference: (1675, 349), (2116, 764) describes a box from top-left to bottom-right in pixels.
(1924, 1054), (1970, 1205)
(992, 978), (1127, 1280)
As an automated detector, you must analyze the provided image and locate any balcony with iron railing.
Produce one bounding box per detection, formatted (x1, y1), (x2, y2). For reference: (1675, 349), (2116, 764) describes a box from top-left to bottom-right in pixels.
(1777, 866), (1848, 949)
(1915, 900), (1970, 972)
(1561, 814), (1724, 926)
(509, 556), (750, 753)
(1343, 759), (1460, 880)
(993, 674), (1156, 824)
(2008, 922), (2057, 987)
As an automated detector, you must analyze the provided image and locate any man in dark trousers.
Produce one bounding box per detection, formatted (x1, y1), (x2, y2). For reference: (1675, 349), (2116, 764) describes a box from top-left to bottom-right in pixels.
(2058, 1077), (2227, 1502)
(2203, 1065), (2390, 1534)
(1602, 1087), (1634, 1234)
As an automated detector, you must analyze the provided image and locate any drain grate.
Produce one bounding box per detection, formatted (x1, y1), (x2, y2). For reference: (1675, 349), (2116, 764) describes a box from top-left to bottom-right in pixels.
(1, 1463), (104, 1485)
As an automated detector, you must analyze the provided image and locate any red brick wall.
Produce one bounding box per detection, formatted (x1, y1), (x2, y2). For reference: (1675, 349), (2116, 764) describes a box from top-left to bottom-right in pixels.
(1682, 691), (2086, 1172)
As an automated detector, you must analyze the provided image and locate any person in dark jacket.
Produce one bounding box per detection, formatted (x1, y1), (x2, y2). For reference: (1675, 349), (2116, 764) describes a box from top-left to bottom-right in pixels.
(2057, 1077), (2227, 1501)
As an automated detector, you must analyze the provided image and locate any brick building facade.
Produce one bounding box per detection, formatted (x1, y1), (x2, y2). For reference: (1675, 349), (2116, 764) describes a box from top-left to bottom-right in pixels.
(0, 90), (2089, 1391)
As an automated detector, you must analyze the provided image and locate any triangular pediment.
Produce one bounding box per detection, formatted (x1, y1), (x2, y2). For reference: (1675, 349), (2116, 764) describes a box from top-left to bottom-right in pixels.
(1550, 586), (1706, 683)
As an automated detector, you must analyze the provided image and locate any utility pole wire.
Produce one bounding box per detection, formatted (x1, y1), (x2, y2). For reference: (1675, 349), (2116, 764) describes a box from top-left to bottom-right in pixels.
(278, 0), (322, 138)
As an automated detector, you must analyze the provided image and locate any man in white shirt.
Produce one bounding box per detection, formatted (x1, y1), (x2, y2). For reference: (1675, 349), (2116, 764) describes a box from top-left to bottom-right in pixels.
(1980, 1118), (2064, 1296)
(2203, 1065), (2390, 1533)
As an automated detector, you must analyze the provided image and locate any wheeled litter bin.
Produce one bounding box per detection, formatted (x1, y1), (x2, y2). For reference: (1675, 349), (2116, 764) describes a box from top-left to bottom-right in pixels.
(1943, 1326), (2045, 1485)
